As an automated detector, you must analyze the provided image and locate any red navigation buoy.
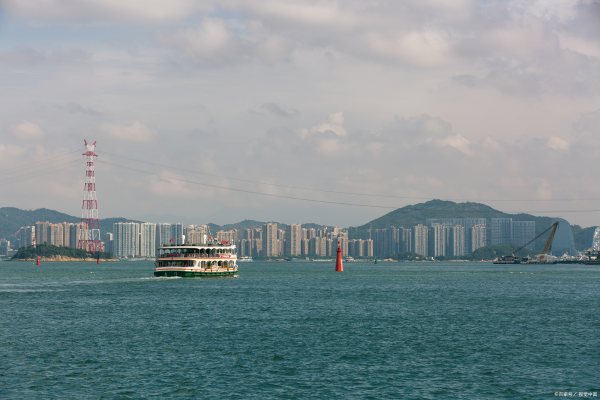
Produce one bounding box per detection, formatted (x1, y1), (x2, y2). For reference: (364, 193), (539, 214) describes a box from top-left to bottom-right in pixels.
(36, 256), (41, 266)
(335, 245), (343, 272)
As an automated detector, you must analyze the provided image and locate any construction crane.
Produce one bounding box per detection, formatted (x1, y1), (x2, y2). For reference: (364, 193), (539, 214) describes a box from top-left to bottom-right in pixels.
(494, 222), (559, 264)
(518, 222), (559, 264)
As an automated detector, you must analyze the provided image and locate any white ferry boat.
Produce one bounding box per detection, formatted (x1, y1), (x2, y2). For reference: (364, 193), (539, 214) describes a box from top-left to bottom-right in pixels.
(154, 241), (238, 277)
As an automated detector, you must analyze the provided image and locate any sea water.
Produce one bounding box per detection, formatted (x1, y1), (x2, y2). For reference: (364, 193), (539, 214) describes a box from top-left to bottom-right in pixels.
(0, 261), (598, 399)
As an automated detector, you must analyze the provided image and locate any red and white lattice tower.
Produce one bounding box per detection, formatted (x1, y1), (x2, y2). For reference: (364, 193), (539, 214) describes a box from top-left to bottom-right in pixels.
(78, 139), (104, 253)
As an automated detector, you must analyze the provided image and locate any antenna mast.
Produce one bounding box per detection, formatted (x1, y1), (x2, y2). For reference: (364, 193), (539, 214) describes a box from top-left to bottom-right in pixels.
(78, 139), (104, 253)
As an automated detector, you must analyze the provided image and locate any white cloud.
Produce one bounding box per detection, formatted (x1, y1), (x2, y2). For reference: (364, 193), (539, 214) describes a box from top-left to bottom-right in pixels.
(2, 0), (201, 23)
(546, 136), (570, 151)
(300, 112), (346, 139)
(232, 1), (362, 30)
(12, 121), (44, 140)
(2, 1), (600, 226)
(162, 19), (232, 58)
(298, 112), (347, 156)
(559, 34), (600, 59)
(102, 121), (157, 143)
(522, 0), (579, 23)
(0, 143), (26, 161)
(364, 29), (454, 67)
(481, 137), (502, 151)
(432, 134), (473, 155)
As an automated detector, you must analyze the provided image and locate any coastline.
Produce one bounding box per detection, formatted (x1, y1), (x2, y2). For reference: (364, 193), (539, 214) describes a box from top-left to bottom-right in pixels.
(11, 256), (118, 262)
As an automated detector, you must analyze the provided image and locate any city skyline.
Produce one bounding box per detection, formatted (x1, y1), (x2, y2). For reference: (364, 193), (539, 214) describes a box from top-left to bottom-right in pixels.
(1, 2), (600, 227)
(7, 215), (557, 259)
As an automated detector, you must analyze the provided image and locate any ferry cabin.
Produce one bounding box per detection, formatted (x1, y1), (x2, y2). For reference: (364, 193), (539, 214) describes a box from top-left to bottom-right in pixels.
(156, 245), (237, 270)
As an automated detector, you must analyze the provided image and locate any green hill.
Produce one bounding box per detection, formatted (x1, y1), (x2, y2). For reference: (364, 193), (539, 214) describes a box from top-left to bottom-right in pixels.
(349, 199), (583, 252)
(0, 207), (79, 238)
(0, 207), (137, 240)
(208, 220), (266, 232)
(356, 200), (506, 228)
(573, 225), (597, 250)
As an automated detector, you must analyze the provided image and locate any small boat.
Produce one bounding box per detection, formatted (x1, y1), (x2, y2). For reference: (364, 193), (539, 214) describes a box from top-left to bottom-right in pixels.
(493, 255), (521, 264)
(154, 241), (238, 277)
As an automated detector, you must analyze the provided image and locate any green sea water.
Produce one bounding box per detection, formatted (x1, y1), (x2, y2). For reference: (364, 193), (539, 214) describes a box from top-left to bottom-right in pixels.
(1, 261), (598, 399)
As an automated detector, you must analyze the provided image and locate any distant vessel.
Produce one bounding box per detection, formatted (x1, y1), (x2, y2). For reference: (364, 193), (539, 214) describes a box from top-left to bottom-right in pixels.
(154, 241), (238, 277)
(493, 255), (522, 264)
(493, 222), (559, 265)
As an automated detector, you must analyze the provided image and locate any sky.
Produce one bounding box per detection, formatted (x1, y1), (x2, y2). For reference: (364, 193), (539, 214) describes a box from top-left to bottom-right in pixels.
(1, 0), (599, 228)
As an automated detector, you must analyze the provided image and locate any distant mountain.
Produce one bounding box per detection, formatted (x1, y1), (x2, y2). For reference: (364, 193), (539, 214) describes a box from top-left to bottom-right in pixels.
(350, 199), (585, 252)
(208, 219), (266, 233)
(100, 218), (142, 237)
(0, 207), (137, 240)
(573, 225), (597, 250)
(356, 200), (505, 229)
(0, 207), (79, 238)
(208, 220), (330, 232)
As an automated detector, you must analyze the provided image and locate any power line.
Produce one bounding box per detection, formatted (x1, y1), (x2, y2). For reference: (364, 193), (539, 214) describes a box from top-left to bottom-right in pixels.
(0, 159), (80, 184)
(102, 150), (600, 203)
(98, 158), (600, 214)
(97, 159), (398, 209)
(1, 149), (80, 175)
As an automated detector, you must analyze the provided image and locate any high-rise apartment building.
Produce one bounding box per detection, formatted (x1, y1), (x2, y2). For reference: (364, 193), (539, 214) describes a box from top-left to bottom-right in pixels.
(413, 224), (429, 257)
(285, 224), (302, 257)
(70, 223), (83, 248)
(399, 227), (412, 255)
(18, 226), (35, 249)
(301, 238), (309, 256)
(491, 218), (513, 245)
(113, 222), (140, 258)
(512, 221), (536, 250)
(104, 232), (114, 255)
(348, 239), (364, 257)
(186, 225), (209, 244)
(140, 222), (157, 257)
(35, 221), (51, 246)
(172, 223), (184, 245)
(333, 236), (348, 256)
(471, 224), (486, 253)
(364, 239), (374, 257)
(49, 223), (64, 247)
(217, 229), (237, 244)
(238, 239), (250, 257)
(156, 223), (173, 248)
(262, 223), (279, 257)
(0, 239), (11, 256)
(452, 225), (465, 257)
(431, 224), (449, 257)
(315, 236), (328, 257)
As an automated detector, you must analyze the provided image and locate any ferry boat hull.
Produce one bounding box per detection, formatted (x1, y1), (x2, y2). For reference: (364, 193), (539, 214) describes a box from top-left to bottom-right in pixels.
(154, 269), (237, 278)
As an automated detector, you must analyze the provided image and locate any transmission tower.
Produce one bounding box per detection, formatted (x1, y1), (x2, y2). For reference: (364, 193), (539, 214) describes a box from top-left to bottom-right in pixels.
(78, 139), (104, 253)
